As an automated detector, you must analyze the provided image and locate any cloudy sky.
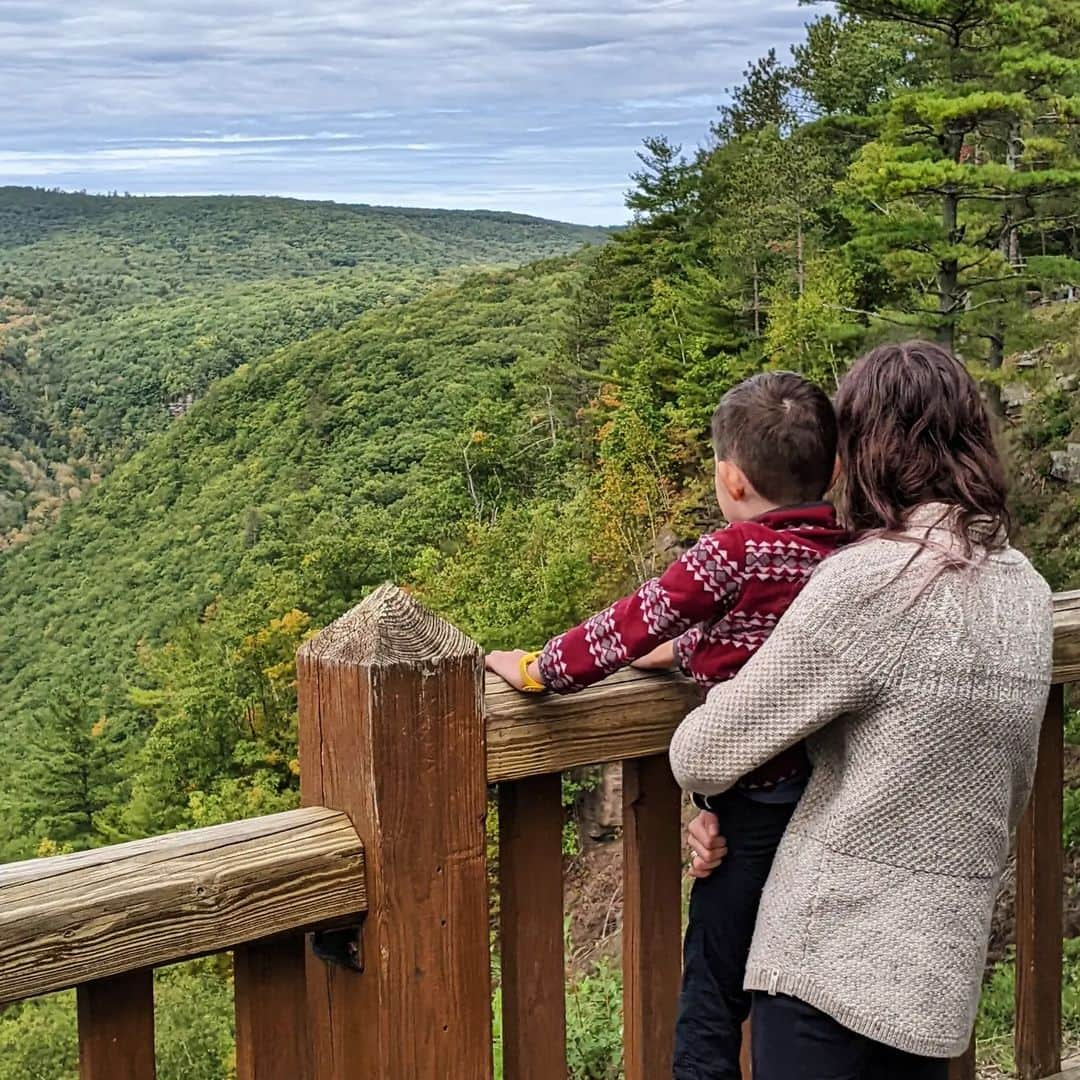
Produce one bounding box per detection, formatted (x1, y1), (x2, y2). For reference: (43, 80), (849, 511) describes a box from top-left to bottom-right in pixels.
(2, 1), (818, 224)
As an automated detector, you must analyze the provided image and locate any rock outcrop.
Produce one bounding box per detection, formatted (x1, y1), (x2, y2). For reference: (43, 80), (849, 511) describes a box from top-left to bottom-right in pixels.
(1051, 443), (1080, 484)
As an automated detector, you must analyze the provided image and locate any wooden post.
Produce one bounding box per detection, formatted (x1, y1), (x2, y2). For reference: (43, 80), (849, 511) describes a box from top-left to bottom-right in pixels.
(622, 754), (683, 1080)
(235, 935), (311, 1080)
(77, 968), (156, 1080)
(947, 1034), (976, 1080)
(298, 584), (493, 1080)
(498, 773), (567, 1079)
(1015, 683), (1065, 1080)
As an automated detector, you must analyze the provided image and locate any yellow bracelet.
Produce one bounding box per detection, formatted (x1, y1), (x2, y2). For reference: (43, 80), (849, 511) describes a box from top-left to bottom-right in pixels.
(519, 651), (546, 693)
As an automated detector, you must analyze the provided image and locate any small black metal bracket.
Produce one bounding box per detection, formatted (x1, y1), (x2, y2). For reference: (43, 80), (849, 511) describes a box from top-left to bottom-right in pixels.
(311, 920), (365, 972)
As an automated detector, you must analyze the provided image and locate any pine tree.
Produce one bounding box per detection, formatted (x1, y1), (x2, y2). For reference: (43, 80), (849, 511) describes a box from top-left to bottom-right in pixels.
(689, 126), (834, 345)
(2, 694), (123, 854)
(791, 14), (925, 119)
(833, 0), (1080, 358)
(625, 136), (695, 237)
(714, 50), (797, 140)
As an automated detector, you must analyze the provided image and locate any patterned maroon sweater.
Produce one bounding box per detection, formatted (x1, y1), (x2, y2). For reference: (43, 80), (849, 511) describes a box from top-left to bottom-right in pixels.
(537, 503), (848, 791)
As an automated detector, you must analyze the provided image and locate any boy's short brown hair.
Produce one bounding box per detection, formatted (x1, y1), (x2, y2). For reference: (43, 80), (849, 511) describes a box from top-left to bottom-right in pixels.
(711, 371), (837, 506)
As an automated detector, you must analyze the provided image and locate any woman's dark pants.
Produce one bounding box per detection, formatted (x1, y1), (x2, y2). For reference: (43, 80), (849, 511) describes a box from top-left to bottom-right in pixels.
(751, 992), (949, 1080)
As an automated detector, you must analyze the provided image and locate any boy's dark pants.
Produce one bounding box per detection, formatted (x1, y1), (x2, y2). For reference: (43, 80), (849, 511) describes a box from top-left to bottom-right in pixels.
(672, 790), (797, 1080)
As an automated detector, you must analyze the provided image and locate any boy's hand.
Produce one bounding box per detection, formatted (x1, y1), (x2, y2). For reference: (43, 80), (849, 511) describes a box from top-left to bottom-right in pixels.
(631, 640), (678, 671)
(485, 649), (531, 691)
(687, 811), (727, 879)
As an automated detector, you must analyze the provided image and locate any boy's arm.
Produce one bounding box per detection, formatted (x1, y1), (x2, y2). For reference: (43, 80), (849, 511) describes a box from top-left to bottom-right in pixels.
(535, 528), (747, 693)
(630, 640), (679, 671)
(673, 626), (703, 675)
(630, 629), (703, 672)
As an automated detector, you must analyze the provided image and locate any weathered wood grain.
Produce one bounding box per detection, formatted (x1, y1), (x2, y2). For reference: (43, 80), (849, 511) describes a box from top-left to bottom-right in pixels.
(234, 934), (311, 1080)
(486, 668), (701, 783)
(1053, 591), (1080, 685)
(299, 584), (493, 1080)
(622, 754), (682, 1080)
(77, 968), (156, 1080)
(498, 773), (567, 1080)
(0, 807), (365, 1003)
(1016, 683), (1065, 1080)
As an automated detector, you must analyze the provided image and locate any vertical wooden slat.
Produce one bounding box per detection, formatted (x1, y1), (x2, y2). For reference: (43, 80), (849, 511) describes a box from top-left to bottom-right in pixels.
(77, 968), (156, 1080)
(498, 773), (567, 1080)
(235, 935), (310, 1080)
(298, 585), (493, 1080)
(1016, 682), (1065, 1080)
(622, 753), (682, 1080)
(947, 1034), (976, 1080)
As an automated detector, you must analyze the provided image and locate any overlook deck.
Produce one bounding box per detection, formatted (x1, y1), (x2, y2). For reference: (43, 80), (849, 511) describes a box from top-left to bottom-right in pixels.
(0, 585), (1076, 1079)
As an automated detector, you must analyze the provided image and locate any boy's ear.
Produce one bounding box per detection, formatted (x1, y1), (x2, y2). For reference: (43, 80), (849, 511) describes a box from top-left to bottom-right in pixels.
(716, 459), (748, 501)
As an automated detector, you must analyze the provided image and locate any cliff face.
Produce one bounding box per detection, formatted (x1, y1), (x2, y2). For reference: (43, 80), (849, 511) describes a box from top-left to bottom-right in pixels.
(1005, 307), (1080, 593)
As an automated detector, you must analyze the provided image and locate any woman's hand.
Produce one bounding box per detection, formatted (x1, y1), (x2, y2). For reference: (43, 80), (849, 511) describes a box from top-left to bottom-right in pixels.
(687, 810), (728, 879)
(485, 649), (531, 691)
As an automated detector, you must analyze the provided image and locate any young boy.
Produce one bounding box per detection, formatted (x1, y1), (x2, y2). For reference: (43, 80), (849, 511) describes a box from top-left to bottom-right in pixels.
(485, 370), (846, 1079)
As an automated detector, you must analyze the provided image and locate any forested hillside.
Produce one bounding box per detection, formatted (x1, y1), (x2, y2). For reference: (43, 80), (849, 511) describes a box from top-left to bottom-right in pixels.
(3, 1), (1080, 1076)
(0, 258), (608, 849)
(0, 188), (607, 545)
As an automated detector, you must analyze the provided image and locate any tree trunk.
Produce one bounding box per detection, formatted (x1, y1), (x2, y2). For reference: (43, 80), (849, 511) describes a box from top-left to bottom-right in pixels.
(579, 762), (622, 842)
(752, 258), (761, 338)
(1004, 122), (1023, 268)
(982, 122), (1024, 382)
(935, 122), (969, 351)
(938, 187), (960, 350)
(797, 218), (806, 299)
(988, 324), (1005, 371)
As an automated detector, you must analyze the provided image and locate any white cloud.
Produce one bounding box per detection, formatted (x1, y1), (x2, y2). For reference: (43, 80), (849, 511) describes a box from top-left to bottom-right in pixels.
(1, 0), (819, 222)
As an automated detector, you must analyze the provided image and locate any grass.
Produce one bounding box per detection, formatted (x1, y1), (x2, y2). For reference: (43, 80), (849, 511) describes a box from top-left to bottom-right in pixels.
(975, 939), (1080, 1076)
(492, 960), (624, 1080)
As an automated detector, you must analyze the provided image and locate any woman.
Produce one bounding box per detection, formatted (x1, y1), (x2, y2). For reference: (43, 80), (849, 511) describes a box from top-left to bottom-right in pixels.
(674, 340), (1054, 1079)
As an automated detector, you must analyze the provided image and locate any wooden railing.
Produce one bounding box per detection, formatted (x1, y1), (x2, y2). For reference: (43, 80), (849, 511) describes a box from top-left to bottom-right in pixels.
(0, 584), (1076, 1079)
(0, 808), (366, 1079)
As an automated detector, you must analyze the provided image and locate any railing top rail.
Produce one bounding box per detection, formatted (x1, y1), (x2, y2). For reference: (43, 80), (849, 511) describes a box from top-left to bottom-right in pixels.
(1054, 590), (1080, 684)
(0, 806), (365, 1004)
(486, 667), (698, 783)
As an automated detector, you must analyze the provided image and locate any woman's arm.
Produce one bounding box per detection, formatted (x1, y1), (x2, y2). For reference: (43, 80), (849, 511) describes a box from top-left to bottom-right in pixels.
(669, 611), (879, 796)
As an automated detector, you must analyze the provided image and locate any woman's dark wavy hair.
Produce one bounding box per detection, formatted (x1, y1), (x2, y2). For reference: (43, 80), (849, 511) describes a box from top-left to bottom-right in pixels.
(833, 340), (1010, 554)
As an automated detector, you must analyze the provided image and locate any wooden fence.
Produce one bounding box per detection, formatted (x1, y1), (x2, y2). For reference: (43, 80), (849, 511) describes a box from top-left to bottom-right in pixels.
(0, 584), (1076, 1079)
